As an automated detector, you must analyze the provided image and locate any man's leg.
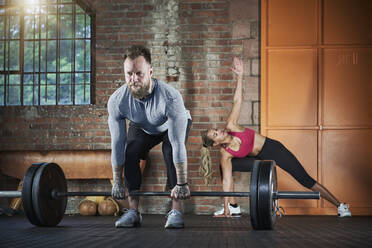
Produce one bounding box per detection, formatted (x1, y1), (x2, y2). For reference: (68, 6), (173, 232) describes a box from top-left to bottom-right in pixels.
(115, 125), (161, 227)
(116, 159), (147, 211)
(162, 120), (191, 228)
(124, 124), (162, 208)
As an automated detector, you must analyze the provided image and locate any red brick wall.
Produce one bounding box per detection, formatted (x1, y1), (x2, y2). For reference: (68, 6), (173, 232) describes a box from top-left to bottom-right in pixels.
(0, 0), (259, 214)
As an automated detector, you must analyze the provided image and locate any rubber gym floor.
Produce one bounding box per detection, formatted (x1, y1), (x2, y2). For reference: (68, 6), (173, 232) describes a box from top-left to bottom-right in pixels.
(0, 214), (371, 248)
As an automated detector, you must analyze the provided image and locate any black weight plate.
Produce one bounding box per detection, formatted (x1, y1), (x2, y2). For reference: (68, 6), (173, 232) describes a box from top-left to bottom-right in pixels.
(271, 162), (278, 226)
(249, 160), (261, 230)
(21, 163), (45, 226)
(257, 160), (276, 230)
(32, 163), (67, 227)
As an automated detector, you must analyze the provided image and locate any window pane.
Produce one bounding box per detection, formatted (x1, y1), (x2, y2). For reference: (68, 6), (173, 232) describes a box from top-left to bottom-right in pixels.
(0, 41), (3, 71)
(47, 14), (56, 38)
(8, 0), (23, 6)
(59, 74), (72, 104)
(40, 14), (47, 39)
(7, 74), (21, 105)
(58, 84), (72, 104)
(0, 84), (3, 106)
(9, 74), (20, 85)
(0, 75), (4, 106)
(7, 85), (20, 105)
(0, 16), (4, 39)
(75, 84), (89, 104)
(75, 73), (90, 104)
(48, 4), (57, 14)
(23, 85), (33, 105)
(47, 73), (56, 85)
(32, 5), (41, 15)
(24, 5), (37, 15)
(60, 39), (72, 71)
(33, 84), (39, 105)
(59, 14), (72, 38)
(40, 85), (56, 105)
(76, 5), (84, 14)
(40, 74), (56, 105)
(75, 14), (84, 38)
(23, 73), (38, 85)
(47, 40), (56, 72)
(60, 72), (72, 85)
(23, 74), (39, 105)
(85, 15), (90, 38)
(9, 15), (20, 39)
(85, 40), (90, 70)
(39, 4), (47, 14)
(24, 15), (37, 39)
(40, 73), (46, 85)
(24, 41), (36, 72)
(75, 39), (84, 71)
(34, 41), (39, 71)
(59, 4), (72, 13)
(40, 40), (47, 72)
(9, 41), (19, 70)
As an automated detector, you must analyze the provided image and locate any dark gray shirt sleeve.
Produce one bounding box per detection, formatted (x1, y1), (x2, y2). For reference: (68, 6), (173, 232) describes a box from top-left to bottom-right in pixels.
(107, 95), (127, 167)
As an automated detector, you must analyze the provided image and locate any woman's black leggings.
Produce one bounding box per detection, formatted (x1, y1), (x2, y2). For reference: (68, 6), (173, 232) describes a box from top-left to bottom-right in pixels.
(223, 137), (316, 189)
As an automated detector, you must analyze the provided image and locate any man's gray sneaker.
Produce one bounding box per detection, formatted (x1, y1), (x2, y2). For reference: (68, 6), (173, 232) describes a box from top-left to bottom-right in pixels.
(164, 209), (184, 229)
(115, 208), (142, 228)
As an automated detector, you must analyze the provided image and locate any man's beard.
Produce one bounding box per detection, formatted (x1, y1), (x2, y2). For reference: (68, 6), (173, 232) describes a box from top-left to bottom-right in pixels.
(129, 82), (150, 99)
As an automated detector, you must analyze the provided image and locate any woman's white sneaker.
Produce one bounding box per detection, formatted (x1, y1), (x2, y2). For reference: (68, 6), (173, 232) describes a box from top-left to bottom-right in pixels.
(213, 203), (242, 216)
(338, 203), (351, 217)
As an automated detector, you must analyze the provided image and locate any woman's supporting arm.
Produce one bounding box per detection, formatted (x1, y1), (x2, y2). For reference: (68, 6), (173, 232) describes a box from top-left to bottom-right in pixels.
(219, 149), (234, 216)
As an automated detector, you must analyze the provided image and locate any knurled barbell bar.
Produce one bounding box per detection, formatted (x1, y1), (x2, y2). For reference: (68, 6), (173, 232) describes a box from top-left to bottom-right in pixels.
(0, 160), (320, 230)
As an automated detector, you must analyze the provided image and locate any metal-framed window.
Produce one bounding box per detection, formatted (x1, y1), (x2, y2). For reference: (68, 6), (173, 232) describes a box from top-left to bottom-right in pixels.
(0, 0), (95, 106)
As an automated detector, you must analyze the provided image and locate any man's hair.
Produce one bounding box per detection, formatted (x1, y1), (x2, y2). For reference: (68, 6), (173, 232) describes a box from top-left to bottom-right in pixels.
(124, 45), (151, 64)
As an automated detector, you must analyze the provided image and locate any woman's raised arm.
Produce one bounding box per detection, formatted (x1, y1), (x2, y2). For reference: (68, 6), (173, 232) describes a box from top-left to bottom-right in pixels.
(226, 57), (244, 129)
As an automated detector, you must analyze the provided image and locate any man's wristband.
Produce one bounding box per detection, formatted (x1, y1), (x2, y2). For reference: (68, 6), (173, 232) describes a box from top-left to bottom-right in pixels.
(176, 182), (188, 186)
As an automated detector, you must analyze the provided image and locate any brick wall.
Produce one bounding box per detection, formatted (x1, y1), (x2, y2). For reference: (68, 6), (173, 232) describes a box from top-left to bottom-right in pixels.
(0, 0), (260, 215)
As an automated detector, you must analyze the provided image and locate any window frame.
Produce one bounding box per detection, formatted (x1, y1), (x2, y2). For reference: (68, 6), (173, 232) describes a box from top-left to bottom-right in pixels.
(0, 0), (96, 106)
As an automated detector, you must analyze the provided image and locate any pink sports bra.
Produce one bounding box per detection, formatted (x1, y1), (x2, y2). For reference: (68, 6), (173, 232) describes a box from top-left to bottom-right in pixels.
(223, 128), (255, 158)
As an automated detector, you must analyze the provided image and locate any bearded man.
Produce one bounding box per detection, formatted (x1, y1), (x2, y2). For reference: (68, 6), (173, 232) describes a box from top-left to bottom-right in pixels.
(108, 45), (191, 228)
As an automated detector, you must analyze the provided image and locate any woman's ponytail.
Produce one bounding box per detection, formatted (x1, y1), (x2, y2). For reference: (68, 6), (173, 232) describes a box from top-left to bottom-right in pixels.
(200, 130), (215, 185)
(200, 146), (213, 185)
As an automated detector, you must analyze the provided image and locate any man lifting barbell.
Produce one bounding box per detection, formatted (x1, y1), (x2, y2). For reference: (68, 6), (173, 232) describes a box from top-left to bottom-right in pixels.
(107, 45), (192, 228)
(200, 57), (352, 218)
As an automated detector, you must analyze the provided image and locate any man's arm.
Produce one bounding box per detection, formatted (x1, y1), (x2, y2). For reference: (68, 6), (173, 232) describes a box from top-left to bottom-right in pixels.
(108, 96), (127, 199)
(166, 92), (190, 199)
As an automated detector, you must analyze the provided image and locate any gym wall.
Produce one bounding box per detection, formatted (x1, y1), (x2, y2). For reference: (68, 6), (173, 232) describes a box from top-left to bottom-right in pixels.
(0, 0), (259, 214)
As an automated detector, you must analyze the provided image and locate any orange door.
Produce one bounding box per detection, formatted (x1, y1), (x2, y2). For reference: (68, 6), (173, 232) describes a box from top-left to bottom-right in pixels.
(261, 0), (372, 215)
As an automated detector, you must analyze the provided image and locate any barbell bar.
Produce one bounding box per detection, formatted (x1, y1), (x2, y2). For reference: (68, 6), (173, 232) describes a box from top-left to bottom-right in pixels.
(58, 191), (319, 198)
(0, 161), (320, 230)
(0, 190), (320, 199)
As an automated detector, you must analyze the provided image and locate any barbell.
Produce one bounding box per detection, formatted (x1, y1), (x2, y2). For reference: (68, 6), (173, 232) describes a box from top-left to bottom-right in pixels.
(0, 160), (320, 230)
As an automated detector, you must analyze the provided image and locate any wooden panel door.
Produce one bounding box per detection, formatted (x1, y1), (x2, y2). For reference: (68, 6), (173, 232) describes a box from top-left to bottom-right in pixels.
(261, 0), (372, 215)
(320, 0), (372, 214)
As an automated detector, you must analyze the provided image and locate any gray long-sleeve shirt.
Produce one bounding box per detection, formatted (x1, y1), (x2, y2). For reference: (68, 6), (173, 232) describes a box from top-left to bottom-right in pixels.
(108, 78), (191, 167)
